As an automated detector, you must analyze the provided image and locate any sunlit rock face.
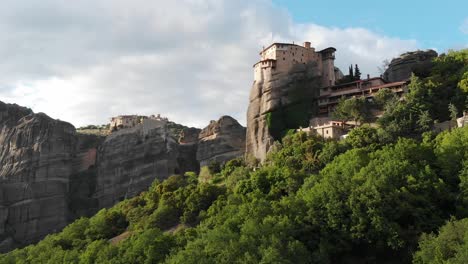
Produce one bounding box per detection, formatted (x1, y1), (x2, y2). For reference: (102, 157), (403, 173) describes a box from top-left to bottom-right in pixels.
(197, 116), (246, 167)
(246, 63), (320, 161)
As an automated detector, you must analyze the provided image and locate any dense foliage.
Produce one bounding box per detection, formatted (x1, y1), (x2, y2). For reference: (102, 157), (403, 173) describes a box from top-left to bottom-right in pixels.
(2, 126), (466, 264)
(1, 50), (467, 264)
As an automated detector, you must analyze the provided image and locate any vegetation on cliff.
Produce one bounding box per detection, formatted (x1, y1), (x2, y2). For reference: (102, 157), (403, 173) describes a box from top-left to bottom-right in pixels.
(266, 66), (321, 140)
(1, 49), (467, 264)
(1, 126), (467, 263)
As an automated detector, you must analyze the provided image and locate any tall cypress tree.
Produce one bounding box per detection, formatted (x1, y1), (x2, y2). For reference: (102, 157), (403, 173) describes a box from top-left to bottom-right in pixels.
(349, 64), (354, 78)
(354, 64), (361, 80)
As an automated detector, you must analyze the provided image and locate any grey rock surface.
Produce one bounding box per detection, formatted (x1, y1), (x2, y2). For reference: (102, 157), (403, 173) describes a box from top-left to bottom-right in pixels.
(0, 102), (77, 252)
(0, 101), (246, 252)
(94, 120), (180, 209)
(384, 50), (438, 82)
(246, 63), (320, 161)
(197, 116), (246, 167)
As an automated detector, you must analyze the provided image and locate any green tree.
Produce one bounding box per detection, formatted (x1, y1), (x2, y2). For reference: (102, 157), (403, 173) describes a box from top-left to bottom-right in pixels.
(332, 97), (371, 125)
(354, 64), (361, 80)
(373, 88), (397, 109)
(413, 218), (468, 264)
(417, 110), (433, 132)
(449, 103), (459, 121)
(349, 64), (354, 78)
(344, 125), (381, 150)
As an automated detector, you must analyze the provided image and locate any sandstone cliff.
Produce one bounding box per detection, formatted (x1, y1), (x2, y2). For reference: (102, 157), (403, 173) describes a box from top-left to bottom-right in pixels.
(197, 116), (246, 167)
(246, 63), (321, 161)
(0, 104), (189, 252)
(94, 119), (181, 208)
(178, 127), (201, 174)
(0, 100), (249, 252)
(384, 50), (438, 82)
(0, 102), (79, 251)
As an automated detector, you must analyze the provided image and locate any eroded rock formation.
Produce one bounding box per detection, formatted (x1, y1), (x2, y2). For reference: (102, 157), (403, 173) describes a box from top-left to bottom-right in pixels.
(384, 50), (438, 82)
(246, 63), (321, 161)
(177, 127), (201, 174)
(196, 116), (246, 167)
(0, 102), (80, 252)
(94, 120), (180, 208)
(0, 101), (246, 252)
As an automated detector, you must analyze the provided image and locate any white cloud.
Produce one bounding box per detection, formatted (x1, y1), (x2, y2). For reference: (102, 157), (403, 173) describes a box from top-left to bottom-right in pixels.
(0, 0), (418, 128)
(460, 17), (468, 34)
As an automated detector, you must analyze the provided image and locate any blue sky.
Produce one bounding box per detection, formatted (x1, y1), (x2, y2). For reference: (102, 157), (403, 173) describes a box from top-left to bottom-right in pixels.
(273, 0), (468, 51)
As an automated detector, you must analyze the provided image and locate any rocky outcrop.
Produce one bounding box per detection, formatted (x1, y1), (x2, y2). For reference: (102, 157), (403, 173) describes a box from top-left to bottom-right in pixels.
(196, 116), (246, 167)
(384, 50), (438, 82)
(68, 134), (103, 218)
(0, 100), (247, 252)
(179, 127), (200, 144)
(0, 104), (191, 252)
(94, 119), (180, 209)
(246, 63), (321, 161)
(177, 127), (201, 174)
(0, 102), (78, 252)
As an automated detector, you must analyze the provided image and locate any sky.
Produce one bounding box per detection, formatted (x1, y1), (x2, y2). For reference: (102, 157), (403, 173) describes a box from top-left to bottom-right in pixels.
(0, 0), (466, 128)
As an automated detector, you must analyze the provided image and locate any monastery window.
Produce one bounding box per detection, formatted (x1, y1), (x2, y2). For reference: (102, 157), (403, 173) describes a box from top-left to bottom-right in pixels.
(283, 57), (285, 60)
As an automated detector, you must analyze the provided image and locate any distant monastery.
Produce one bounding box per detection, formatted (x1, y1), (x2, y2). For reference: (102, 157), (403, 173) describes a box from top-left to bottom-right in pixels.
(110, 114), (168, 131)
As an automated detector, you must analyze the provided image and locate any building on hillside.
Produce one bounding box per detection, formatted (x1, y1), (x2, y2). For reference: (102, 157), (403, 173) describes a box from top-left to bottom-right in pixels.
(311, 121), (347, 139)
(149, 114), (169, 122)
(110, 114), (168, 131)
(110, 115), (141, 129)
(318, 75), (408, 115)
(457, 112), (468, 128)
(253, 41), (338, 87)
(299, 117), (354, 140)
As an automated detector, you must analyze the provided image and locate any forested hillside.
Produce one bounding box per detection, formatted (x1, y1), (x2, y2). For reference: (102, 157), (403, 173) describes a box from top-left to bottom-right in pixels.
(1, 50), (466, 264)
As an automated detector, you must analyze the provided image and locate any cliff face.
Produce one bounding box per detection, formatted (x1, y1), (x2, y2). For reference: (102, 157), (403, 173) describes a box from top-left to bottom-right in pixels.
(0, 102), (78, 251)
(384, 50), (438, 82)
(94, 120), (180, 208)
(246, 63), (320, 161)
(0, 104), (184, 252)
(0, 100), (246, 252)
(196, 116), (246, 167)
(178, 127), (201, 174)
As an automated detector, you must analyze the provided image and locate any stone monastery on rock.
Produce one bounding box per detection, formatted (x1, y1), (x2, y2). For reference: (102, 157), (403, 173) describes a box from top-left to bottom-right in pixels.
(251, 41), (412, 140)
(254, 42), (338, 87)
